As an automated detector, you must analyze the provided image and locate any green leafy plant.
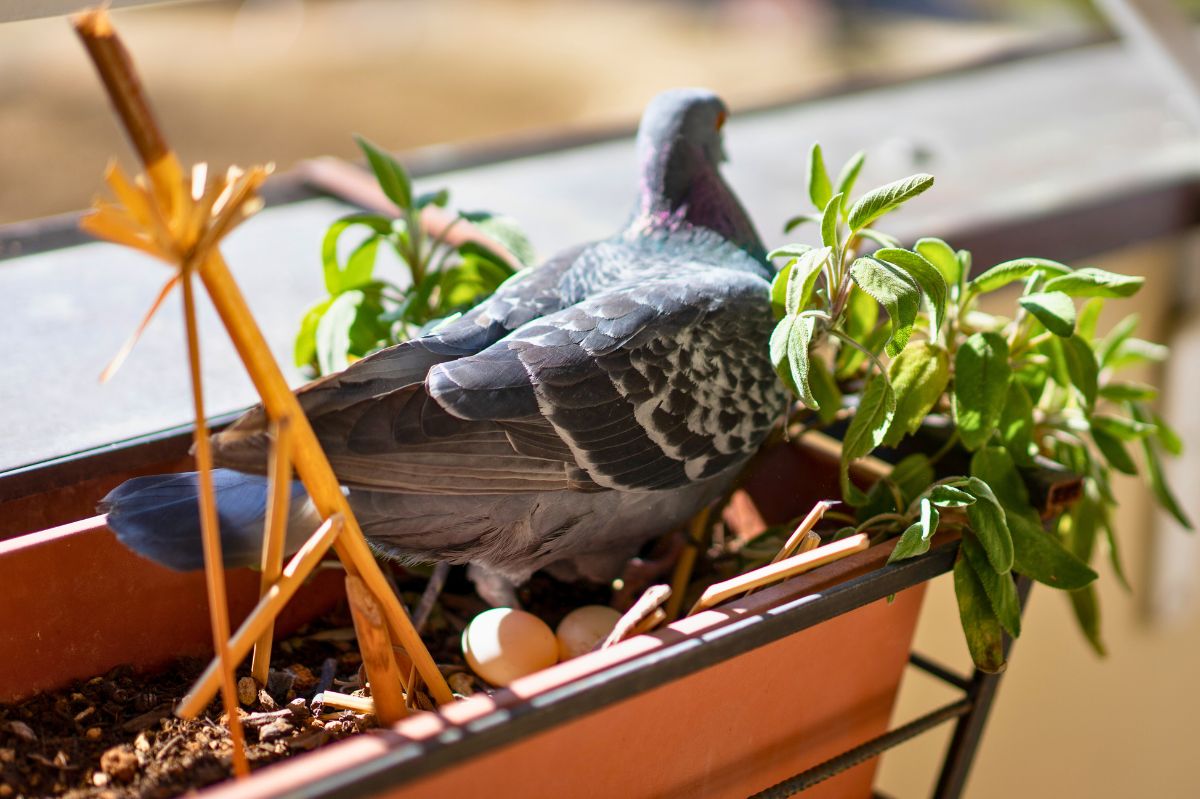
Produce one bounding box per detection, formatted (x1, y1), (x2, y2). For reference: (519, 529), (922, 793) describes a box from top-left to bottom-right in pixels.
(772, 143), (1191, 671)
(295, 136), (535, 375)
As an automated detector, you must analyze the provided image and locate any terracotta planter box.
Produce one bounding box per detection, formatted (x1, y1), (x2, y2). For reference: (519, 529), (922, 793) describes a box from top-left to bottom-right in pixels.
(0, 438), (940, 798)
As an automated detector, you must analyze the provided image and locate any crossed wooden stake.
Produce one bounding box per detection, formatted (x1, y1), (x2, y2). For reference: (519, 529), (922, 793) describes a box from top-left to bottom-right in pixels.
(73, 9), (452, 778)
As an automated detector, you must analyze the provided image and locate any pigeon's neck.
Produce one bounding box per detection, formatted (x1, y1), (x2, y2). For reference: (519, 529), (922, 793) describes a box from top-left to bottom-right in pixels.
(635, 147), (765, 260)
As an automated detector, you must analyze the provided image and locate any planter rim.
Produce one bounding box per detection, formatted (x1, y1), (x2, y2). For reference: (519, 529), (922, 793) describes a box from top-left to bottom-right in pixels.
(203, 532), (958, 799)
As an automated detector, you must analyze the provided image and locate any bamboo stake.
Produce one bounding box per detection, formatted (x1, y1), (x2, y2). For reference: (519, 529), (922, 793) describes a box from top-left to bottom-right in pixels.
(345, 576), (408, 725)
(73, 10), (183, 230)
(180, 273), (249, 779)
(250, 416), (293, 686)
(770, 501), (836, 565)
(663, 508), (709, 621)
(193, 248), (453, 707)
(179, 515), (344, 719)
(603, 584), (671, 649)
(687, 534), (870, 617)
(73, 8), (453, 712)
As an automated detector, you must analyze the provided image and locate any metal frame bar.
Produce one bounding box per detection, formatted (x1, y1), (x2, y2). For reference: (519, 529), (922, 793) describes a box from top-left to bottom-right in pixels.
(751, 577), (1034, 798)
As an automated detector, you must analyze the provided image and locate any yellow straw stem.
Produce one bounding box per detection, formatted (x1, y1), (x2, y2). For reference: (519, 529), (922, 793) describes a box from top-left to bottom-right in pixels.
(181, 273), (250, 778)
(250, 416), (293, 686)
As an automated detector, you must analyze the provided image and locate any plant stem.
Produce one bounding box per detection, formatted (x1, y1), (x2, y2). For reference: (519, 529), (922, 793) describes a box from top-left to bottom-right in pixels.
(827, 327), (890, 388)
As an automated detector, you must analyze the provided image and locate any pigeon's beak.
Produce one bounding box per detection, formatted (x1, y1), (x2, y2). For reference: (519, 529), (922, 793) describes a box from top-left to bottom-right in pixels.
(712, 110), (729, 163)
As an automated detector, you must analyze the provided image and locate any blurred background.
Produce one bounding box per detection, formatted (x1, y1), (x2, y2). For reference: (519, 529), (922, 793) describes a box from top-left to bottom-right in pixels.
(2, 1), (1199, 797)
(0, 0), (1113, 225)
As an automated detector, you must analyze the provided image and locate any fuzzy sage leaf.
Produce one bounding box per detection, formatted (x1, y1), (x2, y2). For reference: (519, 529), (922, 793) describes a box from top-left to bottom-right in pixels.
(954, 332), (1011, 450)
(849, 257), (921, 357)
(847, 173), (934, 232)
(884, 342), (950, 447)
(1018, 291), (1076, 337)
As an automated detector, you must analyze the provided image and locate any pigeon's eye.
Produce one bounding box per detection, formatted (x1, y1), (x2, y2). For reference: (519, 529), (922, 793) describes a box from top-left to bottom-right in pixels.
(715, 111), (727, 130)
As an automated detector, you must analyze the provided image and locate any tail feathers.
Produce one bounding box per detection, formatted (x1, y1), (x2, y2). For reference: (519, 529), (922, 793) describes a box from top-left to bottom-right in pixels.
(100, 470), (320, 572)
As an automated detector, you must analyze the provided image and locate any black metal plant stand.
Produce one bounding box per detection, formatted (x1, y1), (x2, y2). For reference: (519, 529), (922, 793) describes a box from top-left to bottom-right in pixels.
(752, 575), (1034, 798)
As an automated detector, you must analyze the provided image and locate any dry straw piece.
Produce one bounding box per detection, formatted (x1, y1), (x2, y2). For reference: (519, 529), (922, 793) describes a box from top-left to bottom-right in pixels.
(687, 534), (870, 617)
(72, 8), (452, 776)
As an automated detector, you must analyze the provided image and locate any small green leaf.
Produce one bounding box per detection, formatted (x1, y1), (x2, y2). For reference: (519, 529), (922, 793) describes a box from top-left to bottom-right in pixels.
(964, 477), (1014, 574)
(293, 298), (333, 368)
(820, 193), (842, 251)
(957, 249), (973, 282)
(849, 257), (921, 357)
(883, 342), (950, 446)
(1077, 297), (1104, 339)
(953, 551), (1006, 673)
(970, 446), (1036, 523)
(1106, 337), (1168, 370)
(321, 213), (393, 294)
(1098, 381), (1158, 402)
(1131, 405), (1193, 529)
(891, 454), (935, 506)
(929, 484), (975, 507)
(954, 332), (1012, 450)
(847, 174), (934, 232)
(1044, 267), (1144, 298)
(808, 143), (833, 210)
(1094, 429), (1137, 472)
(1145, 406), (1184, 456)
(1092, 414), (1156, 441)
(840, 374), (896, 501)
(785, 247), (830, 315)
(339, 234), (381, 292)
(1096, 498), (1132, 591)
(770, 316), (797, 385)
(787, 315), (820, 409)
(355, 135), (413, 210)
(769, 261), (792, 319)
(888, 498), (939, 563)
(1009, 513), (1098, 590)
(458, 211), (536, 268)
(1059, 334), (1099, 408)
(969, 258), (1071, 295)
(414, 188), (449, 209)
(1019, 291), (1076, 337)
(808, 356), (843, 425)
(783, 214), (822, 233)
(999, 381), (1036, 465)
(961, 535), (1022, 638)
(1069, 584), (1106, 656)
(1097, 314), (1139, 367)
(316, 290), (364, 375)
(873, 247), (948, 334)
(856, 228), (901, 249)
(833, 150), (866, 213)
(915, 237), (961, 287)
(768, 243), (814, 261)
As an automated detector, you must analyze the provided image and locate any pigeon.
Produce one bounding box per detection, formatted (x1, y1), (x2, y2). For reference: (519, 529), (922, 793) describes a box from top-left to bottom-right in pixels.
(102, 87), (789, 603)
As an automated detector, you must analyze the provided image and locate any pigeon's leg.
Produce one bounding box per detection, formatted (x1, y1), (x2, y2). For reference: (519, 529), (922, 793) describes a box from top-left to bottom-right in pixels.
(611, 532), (685, 611)
(468, 563), (522, 608)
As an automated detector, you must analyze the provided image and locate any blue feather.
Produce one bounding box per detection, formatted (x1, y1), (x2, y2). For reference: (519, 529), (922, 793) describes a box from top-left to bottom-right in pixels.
(100, 470), (316, 572)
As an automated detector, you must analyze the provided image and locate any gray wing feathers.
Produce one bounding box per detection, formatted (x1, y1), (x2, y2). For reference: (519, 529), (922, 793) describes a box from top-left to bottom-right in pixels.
(429, 269), (785, 492)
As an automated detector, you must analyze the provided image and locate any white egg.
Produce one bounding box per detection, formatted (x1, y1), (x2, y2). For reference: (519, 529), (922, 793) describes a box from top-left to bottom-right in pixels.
(555, 605), (622, 661)
(461, 607), (558, 687)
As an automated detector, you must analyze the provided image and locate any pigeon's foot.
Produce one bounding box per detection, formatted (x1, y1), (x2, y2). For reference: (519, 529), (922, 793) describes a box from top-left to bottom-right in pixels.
(611, 532), (685, 611)
(468, 563), (522, 608)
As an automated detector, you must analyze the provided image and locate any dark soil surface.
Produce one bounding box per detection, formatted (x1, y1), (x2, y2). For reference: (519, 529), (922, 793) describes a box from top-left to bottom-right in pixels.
(0, 566), (617, 799)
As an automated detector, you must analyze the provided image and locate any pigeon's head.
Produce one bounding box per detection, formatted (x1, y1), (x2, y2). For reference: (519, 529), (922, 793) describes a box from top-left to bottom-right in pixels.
(636, 88), (728, 174)
(633, 88), (764, 258)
